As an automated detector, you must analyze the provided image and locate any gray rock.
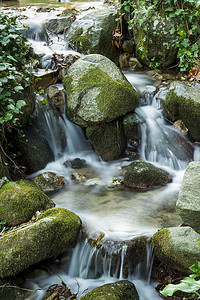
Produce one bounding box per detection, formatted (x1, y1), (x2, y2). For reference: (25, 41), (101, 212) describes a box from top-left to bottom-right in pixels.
(80, 280), (139, 300)
(86, 119), (126, 161)
(0, 180), (55, 227)
(153, 226), (200, 273)
(64, 54), (139, 127)
(0, 208), (81, 278)
(44, 16), (75, 34)
(46, 85), (65, 110)
(34, 172), (65, 193)
(66, 8), (119, 63)
(162, 81), (200, 140)
(133, 11), (177, 68)
(176, 161), (200, 233)
(122, 40), (134, 54)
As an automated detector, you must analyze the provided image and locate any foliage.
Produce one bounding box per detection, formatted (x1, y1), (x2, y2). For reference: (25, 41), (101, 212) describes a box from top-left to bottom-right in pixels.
(114, 0), (200, 71)
(160, 238), (200, 298)
(0, 220), (9, 233)
(0, 11), (33, 126)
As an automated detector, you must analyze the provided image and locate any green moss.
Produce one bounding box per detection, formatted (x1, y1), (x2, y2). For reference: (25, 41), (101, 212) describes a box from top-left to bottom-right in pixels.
(80, 280), (139, 300)
(0, 208), (81, 278)
(86, 120), (126, 161)
(0, 180), (54, 226)
(164, 89), (200, 140)
(124, 161), (171, 190)
(69, 27), (93, 53)
(78, 66), (139, 120)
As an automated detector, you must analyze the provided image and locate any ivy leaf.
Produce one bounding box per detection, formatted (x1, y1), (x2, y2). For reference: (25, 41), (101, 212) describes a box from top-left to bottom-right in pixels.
(16, 100), (26, 109)
(14, 85), (24, 92)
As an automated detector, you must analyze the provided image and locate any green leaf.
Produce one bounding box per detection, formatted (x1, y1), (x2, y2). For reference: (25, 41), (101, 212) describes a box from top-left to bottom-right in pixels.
(16, 100), (26, 109)
(14, 85), (24, 92)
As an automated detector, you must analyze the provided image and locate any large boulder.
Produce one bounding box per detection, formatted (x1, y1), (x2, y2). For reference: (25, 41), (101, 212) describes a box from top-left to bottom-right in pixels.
(66, 8), (118, 63)
(176, 161), (200, 233)
(86, 120), (126, 161)
(124, 161), (172, 191)
(0, 208), (81, 278)
(0, 180), (55, 227)
(64, 54), (139, 127)
(161, 81), (200, 140)
(133, 11), (177, 68)
(80, 280), (139, 300)
(153, 227), (200, 274)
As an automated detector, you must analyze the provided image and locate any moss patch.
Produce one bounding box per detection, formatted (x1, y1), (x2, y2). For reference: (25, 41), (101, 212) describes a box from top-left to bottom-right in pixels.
(164, 89), (200, 140)
(0, 180), (54, 226)
(124, 161), (172, 191)
(80, 280), (139, 300)
(0, 208), (81, 278)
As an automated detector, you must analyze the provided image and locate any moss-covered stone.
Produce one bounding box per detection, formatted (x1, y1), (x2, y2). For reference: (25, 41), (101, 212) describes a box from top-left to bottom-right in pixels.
(124, 161), (172, 191)
(80, 280), (139, 300)
(67, 8), (119, 63)
(133, 11), (178, 68)
(86, 120), (126, 161)
(0, 208), (81, 278)
(64, 54), (139, 127)
(162, 81), (200, 140)
(44, 16), (75, 34)
(153, 227), (200, 274)
(0, 180), (55, 226)
(123, 113), (141, 140)
(34, 172), (65, 193)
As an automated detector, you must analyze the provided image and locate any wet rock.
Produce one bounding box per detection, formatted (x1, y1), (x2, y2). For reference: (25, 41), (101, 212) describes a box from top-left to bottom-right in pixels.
(153, 226), (200, 274)
(0, 279), (27, 299)
(173, 120), (188, 135)
(34, 69), (59, 89)
(64, 158), (87, 169)
(119, 54), (143, 70)
(0, 180), (55, 227)
(124, 161), (172, 191)
(122, 40), (134, 54)
(10, 126), (54, 173)
(44, 16), (75, 34)
(0, 208), (81, 278)
(162, 81), (200, 140)
(80, 280), (139, 300)
(61, 8), (79, 17)
(86, 120), (126, 161)
(176, 161), (200, 234)
(66, 8), (119, 63)
(133, 10), (178, 68)
(64, 54), (139, 127)
(71, 172), (86, 182)
(123, 112), (141, 140)
(34, 172), (65, 193)
(46, 85), (65, 110)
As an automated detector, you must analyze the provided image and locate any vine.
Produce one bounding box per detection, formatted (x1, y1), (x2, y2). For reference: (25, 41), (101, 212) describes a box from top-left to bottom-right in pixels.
(114, 0), (200, 71)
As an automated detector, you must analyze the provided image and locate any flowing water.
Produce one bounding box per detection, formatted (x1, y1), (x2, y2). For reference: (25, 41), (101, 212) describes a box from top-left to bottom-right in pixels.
(1, 3), (199, 299)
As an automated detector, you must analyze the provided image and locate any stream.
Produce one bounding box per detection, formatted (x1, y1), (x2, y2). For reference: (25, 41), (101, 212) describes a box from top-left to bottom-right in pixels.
(1, 2), (199, 299)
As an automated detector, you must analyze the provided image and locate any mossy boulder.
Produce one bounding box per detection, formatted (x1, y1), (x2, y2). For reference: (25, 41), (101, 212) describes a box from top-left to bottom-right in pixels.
(80, 280), (139, 300)
(162, 81), (200, 140)
(34, 172), (65, 193)
(133, 11), (177, 68)
(66, 8), (118, 63)
(176, 161), (200, 234)
(152, 227), (200, 274)
(124, 161), (172, 191)
(86, 120), (126, 161)
(0, 180), (55, 227)
(0, 208), (81, 278)
(64, 54), (139, 127)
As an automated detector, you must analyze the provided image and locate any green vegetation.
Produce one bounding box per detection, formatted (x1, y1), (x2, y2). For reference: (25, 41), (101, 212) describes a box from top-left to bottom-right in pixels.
(161, 239), (200, 298)
(0, 11), (33, 126)
(114, 0), (200, 71)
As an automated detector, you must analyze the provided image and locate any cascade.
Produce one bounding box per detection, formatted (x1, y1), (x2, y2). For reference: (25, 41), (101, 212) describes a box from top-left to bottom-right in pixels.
(4, 6), (200, 298)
